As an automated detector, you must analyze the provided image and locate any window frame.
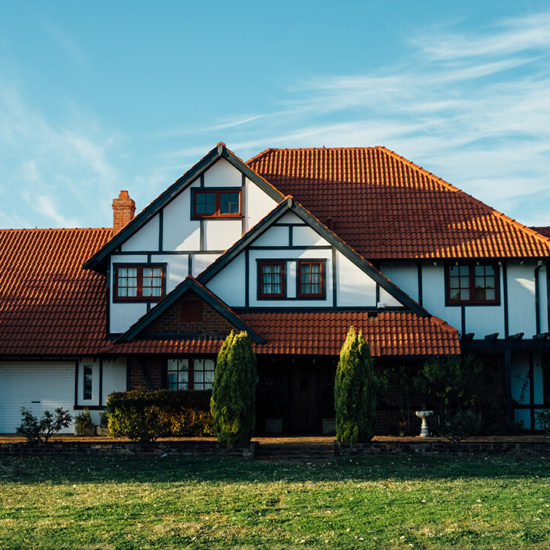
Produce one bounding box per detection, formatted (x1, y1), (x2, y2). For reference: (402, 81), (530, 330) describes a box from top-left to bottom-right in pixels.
(83, 365), (93, 401)
(191, 188), (242, 219)
(113, 263), (167, 303)
(166, 358), (216, 391)
(257, 260), (286, 300)
(445, 262), (500, 306)
(297, 260), (326, 299)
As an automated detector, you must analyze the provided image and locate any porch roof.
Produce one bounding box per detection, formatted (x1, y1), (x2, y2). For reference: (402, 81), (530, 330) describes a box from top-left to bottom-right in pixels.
(104, 310), (460, 358)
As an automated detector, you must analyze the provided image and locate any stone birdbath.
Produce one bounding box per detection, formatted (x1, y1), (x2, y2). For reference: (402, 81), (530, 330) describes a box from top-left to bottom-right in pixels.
(415, 410), (433, 437)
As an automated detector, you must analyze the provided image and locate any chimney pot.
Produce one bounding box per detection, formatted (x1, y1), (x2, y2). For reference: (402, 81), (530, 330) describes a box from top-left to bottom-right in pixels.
(112, 190), (135, 235)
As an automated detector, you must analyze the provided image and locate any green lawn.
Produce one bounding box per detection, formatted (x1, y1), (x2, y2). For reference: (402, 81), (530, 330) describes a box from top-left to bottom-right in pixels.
(0, 454), (548, 549)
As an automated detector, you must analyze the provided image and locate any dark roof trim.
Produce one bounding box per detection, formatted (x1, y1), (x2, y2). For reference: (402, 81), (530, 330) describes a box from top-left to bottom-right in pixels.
(118, 277), (266, 344)
(84, 143), (284, 271)
(198, 197), (429, 317)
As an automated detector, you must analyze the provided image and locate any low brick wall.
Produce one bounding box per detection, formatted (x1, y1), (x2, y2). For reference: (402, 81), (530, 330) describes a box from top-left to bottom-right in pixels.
(0, 440), (257, 459)
(335, 440), (550, 456)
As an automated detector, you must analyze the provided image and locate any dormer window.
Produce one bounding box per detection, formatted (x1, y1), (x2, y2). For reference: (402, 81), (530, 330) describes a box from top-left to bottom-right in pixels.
(192, 189), (241, 218)
(114, 264), (166, 302)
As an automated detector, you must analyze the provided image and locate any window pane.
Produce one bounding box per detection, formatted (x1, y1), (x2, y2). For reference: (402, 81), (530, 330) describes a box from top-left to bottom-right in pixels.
(195, 192), (216, 215)
(220, 192), (240, 214)
(260, 263), (283, 296)
(460, 289), (470, 300)
(83, 366), (93, 400)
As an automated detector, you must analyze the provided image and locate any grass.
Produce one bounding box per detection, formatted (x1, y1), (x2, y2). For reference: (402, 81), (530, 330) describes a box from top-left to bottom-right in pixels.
(0, 454), (549, 549)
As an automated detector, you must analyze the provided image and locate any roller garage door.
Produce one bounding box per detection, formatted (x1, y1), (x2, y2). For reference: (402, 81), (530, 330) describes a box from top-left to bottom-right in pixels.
(0, 362), (75, 433)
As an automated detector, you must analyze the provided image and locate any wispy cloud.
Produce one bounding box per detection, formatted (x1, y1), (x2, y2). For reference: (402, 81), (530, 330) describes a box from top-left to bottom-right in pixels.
(161, 9), (550, 226)
(0, 80), (122, 228)
(41, 20), (87, 65)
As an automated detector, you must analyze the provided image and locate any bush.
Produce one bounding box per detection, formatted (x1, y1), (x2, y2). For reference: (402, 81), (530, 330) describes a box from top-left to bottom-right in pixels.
(334, 326), (376, 443)
(106, 389), (213, 442)
(536, 409), (550, 433)
(419, 354), (482, 418)
(16, 408), (72, 444)
(438, 410), (481, 443)
(74, 408), (96, 436)
(211, 331), (257, 444)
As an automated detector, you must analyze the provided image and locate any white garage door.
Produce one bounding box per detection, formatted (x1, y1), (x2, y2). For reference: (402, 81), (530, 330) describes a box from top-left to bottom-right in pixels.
(0, 362), (75, 434)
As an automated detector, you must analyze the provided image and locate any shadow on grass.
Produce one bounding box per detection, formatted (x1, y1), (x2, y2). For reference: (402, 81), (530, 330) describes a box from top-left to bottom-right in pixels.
(0, 454), (548, 485)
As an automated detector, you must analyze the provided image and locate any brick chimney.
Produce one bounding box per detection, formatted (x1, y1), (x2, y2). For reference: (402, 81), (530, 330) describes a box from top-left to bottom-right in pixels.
(112, 190), (135, 234)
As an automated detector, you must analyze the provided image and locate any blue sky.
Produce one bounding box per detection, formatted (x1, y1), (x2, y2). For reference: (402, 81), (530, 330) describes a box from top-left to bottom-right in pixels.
(1, 0), (550, 229)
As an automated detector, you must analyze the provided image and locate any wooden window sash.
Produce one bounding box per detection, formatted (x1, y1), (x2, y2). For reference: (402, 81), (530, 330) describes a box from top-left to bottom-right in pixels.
(114, 264), (166, 302)
(192, 189), (242, 219)
(258, 260), (286, 299)
(446, 263), (499, 305)
(297, 260), (326, 299)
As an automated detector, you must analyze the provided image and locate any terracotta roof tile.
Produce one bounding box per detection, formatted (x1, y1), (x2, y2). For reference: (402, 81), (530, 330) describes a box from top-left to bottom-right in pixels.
(247, 147), (550, 259)
(0, 228), (111, 356)
(241, 311), (459, 357)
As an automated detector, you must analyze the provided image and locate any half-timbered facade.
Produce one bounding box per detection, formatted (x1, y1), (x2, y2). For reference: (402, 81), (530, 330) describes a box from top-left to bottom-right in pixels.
(0, 143), (549, 433)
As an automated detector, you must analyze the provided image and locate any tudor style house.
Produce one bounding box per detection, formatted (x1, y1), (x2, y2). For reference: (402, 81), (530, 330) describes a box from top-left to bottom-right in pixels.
(0, 143), (549, 434)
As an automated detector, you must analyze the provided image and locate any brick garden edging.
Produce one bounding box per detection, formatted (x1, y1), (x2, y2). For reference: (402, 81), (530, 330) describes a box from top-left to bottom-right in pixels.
(0, 440), (258, 459)
(334, 440), (550, 456)
(1, 438), (549, 459)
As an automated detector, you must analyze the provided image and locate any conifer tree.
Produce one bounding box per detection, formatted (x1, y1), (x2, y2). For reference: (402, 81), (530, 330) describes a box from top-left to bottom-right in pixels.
(334, 326), (376, 443)
(211, 330), (257, 444)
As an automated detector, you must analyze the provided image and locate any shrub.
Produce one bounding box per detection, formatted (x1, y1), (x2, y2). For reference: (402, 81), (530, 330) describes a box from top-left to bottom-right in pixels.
(419, 354), (482, 418)
(74, 408), (96, 436)
(16, 408), (72, 444)
(106, 389), (213, 442)
(438, 410), (481, 443)
(536, 409), (550, 433)
(211, 331), (257, 444)
(334, 326), (376, 443)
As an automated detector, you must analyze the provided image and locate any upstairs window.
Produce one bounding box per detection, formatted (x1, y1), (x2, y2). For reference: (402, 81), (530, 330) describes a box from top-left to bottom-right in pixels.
(192, 189), (241, 218)
(297, 261), (325, 299)
(446, 263), (499, 305)
(114, 265), (165, 302)
(258, 261), (285, 299)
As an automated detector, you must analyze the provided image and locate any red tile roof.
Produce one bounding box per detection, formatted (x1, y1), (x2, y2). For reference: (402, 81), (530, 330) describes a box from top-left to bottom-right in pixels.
(248, 147), (550, 259)
(241, 311), (460, 357)
(0, 227), (458, 357)
(0, 228), (111, 356)
(105, 311), (459, 357)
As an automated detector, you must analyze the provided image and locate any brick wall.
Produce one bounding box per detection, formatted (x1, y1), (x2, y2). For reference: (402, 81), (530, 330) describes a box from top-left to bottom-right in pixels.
(128, 357), (166, 391)
(144, 291), (235, 337)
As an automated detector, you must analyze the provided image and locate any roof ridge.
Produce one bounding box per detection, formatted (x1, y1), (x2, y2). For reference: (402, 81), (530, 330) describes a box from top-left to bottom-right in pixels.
(378, 146), (550, 248)
(247, 146), (383, 161)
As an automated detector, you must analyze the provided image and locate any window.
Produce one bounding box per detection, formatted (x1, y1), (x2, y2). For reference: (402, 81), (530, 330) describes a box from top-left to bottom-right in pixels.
(297, 261), (325, 298)
(258, 261), (285, 299)
(167, 358), (215, 390)
(446, 263), (499, 305)
(83, 365), (93, 400)
(114, 265), (165, 302)
(192, 189), (241, 218)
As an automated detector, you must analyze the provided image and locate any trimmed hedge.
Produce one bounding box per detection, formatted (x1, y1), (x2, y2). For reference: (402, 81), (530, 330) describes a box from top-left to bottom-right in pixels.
(106, 390), (213, 442)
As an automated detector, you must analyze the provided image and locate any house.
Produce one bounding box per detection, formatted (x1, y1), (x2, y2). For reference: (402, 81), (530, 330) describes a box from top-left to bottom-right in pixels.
(0, 143), (549, 434)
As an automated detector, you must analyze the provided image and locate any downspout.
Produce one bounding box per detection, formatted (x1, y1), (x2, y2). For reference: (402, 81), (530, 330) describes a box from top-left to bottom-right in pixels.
(535, 262), (542, 336)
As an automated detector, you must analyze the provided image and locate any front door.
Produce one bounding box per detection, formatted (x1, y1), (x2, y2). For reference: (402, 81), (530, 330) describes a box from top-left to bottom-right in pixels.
(289, 363), (319, 433)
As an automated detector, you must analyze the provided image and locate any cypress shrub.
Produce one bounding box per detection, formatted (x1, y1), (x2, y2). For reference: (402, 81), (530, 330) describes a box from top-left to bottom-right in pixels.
(334, 326), (376, 443)
(211, 330), (257, 444)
